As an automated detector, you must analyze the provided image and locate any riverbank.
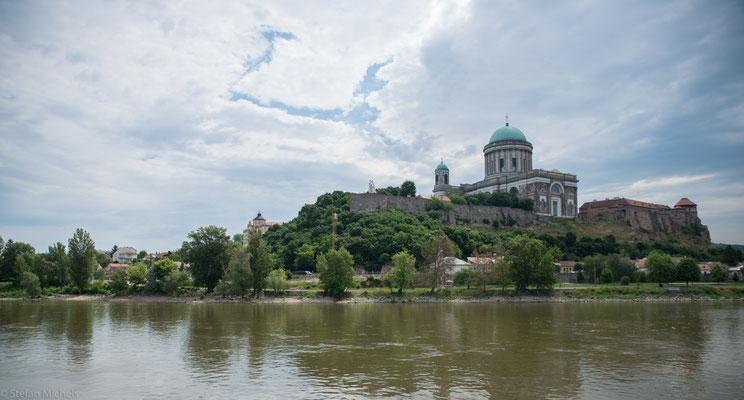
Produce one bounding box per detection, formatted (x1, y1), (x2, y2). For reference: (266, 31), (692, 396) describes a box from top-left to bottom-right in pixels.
(5, 285), (744, 304)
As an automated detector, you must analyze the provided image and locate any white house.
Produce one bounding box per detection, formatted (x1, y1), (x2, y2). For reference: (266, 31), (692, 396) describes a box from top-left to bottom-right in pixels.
(113, 247), (137, 264)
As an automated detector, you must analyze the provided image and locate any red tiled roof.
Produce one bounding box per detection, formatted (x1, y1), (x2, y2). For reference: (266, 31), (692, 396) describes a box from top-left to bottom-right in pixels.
(674, 198), (697, 208)
(418, 195), (451, 202)
(105, 263), (129, 275)
(554, 261), (576, 267)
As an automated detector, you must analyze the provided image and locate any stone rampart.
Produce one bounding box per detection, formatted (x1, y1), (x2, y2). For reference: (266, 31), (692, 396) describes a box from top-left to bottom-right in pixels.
(350, 194), (544, 227)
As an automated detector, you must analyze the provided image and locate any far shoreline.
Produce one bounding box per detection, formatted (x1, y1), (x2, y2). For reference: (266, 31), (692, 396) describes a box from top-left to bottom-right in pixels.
(4, 292), (744, 305)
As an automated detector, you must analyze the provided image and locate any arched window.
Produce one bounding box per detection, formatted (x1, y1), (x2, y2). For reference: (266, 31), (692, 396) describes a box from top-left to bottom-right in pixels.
(444, 174), (449, 185)
(550, 183), (563, 194)
(435, 174), (439, 184)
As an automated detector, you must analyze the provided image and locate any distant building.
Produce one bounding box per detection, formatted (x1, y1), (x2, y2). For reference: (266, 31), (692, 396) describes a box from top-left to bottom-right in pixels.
(105, 263), (129, 276)
(113, 247), (137, 264)
(433, 118), (578, 218)
(242, 212), (284, 245)
(555, 261), (576, 274)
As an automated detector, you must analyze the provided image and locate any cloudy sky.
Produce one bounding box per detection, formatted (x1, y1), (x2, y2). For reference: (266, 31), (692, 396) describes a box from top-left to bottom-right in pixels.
(1, 0), (742, 252)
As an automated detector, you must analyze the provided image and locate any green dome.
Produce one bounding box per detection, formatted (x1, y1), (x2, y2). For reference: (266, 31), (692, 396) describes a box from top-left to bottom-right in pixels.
(489, 124), (527, 143)
(436, 161), (449, 171)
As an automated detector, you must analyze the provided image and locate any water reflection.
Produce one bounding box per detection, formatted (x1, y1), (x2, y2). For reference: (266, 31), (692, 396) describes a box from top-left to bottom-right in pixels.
(0, 301), (741, 399)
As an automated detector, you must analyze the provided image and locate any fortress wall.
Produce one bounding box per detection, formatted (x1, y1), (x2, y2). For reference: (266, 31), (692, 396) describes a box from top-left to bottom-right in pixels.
(350, 194), (542, 227)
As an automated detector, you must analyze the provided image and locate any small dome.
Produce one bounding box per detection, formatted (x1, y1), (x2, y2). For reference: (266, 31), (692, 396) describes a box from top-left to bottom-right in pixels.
(489, 124), (527, 143)
(436, 161), (449, 171)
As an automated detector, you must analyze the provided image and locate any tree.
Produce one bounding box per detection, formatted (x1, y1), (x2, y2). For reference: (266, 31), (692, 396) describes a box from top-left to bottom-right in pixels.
(421, 235), (455, 292)
(295, 243), (317, 271)
(676, 258), (700, 286)
(711, 265), (728, 284)
(494, 259), (512, 292)
(94, 266), (106, 281)
(317, 248), (355, 299)
(722, 245), (740, 266)
(400, 180), (416, 197)
(111, 245), (118, 257)
(0, 240), (35, 285)
(182, 226), (231, 293)
(600, 268), (614, 284)
(145, 258), (178, 293)
(109, 269), (129, 294)
(453, 268), (475, 288)
(46, 242), (69, 287)
(733, 272), (740, 285)
(646, 250), (675, 287)
(20, 271), (41, 298)
(267, 269), (288, 294)
(232, 233), (244, 244)
(68, 228), (96, 293)
(506, 234), (559, 291)
(161, 270), (189, 294)
(95, 252), (110, 268)
(391, 250), (416, 294)
(246, 230), (273, 296)
(225, 246), (252, 298)
(137, 250), (147, 261)
(127, 263), (148, 288)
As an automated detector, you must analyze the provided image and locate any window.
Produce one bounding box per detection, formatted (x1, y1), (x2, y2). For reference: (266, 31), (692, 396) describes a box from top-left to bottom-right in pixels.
(499, 158), (504, 172)
(550, 183), (563, 194)
(436, 175), (439, 184)
(512, 158), (517, 171)
(444, 174), (449, 185)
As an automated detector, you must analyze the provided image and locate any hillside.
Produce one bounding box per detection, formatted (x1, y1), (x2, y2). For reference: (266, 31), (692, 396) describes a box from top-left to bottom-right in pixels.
(264, 191), (722, 272)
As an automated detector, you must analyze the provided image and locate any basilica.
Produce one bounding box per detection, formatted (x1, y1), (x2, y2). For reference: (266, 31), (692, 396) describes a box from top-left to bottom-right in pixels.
(433, 119), (578, 217)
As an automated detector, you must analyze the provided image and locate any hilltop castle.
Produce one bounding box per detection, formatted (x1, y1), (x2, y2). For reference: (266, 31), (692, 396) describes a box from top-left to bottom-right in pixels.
(433, 118), (578, 217)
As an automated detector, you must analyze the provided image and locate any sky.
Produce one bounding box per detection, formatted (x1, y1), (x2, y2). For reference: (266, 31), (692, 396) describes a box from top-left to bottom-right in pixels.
(1, 0), (743, 253)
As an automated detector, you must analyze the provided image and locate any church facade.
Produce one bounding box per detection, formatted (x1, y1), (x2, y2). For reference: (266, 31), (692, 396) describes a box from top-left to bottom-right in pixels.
(433, 120), (578, 218)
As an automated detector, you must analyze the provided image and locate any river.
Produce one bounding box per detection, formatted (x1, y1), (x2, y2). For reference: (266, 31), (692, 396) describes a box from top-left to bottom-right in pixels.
(1, 301), (743, 399)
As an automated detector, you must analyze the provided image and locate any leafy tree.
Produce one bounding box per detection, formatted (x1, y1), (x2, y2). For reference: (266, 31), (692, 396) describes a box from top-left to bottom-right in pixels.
(400, 180), (416, 197)
(711, 265), (728, 284)
(295, 243), (317, 271)
(46, 242), (69, 287)
(576, 270), (584, 282)
(722, 245), (740, 266)
(380, 273), (393, 293)
(94, 267), (106, 281)
(733, 272), (740, 285)
(225, 246), (252, 298)
(646, 250), (675, 286)
(494, 259), (512, 292)
(391, 250), (416, 294)
(676, 258), (700, 286)
(600, 268), (614, 284)
(267, 269), (288, 294)
(506, 234), (559, 291)
(145, 258), (178, 293)
(426, 197), (453, 212)
(182, 226), (231, 293)
(20, 271), (41, 298)
(68, 228), (96, 293)
(127, 263), (148, 287)
(453, 268), (475, 288)
(109, 269), (129, 294)
(232, 233), (244, 244)
(95, 252), (110, 268)
(137, 250), (147, 260)
(161, 270), (189, 294)
(0, 240), (35, 285)
(246, 229), (273, 296)
(620, 275), (630, 285)
(317, 248), (355, 299)
(421, 235), (455, 292)
(111, 245), (118, 257)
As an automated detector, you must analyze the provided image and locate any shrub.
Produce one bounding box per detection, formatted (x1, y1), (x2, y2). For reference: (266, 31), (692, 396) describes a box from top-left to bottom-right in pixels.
(492, 220), (499, 228)
(109, 269), (129, 294)
(600, 268), (614, 284)
(20, 271), (42, 298)
(620, 276), (630, 286)
(162, 270), (189, 295)
(215, 281), (231, 297)
(267, 269), (288, 294)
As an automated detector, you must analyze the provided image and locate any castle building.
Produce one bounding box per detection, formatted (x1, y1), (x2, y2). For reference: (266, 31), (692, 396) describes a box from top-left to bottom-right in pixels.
(242, 212), (283, 245)
(434, 119), (578, 217)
